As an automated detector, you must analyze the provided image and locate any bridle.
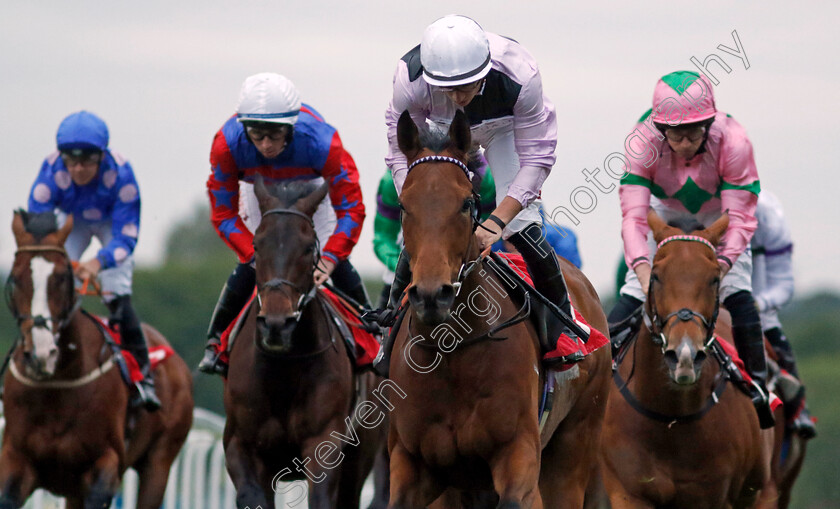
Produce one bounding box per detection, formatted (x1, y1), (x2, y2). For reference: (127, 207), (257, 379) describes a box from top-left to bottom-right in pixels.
(403, 155), (486, 296)
(5, 245), (81, 335)
(643, 235), (721, 353)
(257, 207), (320, 323)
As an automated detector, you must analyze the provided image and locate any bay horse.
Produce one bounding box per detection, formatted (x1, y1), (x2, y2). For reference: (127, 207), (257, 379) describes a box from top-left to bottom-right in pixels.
(386, 110), (612, 508)
(223, 177), (387, 509)
(0, 211), (193, 508)
(600, 210), (779, 509)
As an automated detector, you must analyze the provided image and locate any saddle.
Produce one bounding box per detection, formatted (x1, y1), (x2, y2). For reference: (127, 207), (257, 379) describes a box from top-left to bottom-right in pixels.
(220, 288), (380, 370)
(84, 311), (173, 388)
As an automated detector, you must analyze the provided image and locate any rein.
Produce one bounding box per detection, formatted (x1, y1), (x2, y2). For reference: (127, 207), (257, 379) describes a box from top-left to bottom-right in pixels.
(614, 233), (727, 424)
(252, 205), (333, 359)
(644, 234), (721, 351)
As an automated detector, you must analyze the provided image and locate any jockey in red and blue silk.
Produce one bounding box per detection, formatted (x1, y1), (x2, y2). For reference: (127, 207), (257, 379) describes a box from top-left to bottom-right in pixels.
(26, 110), (160, 411)
(200, 73), (368, 376)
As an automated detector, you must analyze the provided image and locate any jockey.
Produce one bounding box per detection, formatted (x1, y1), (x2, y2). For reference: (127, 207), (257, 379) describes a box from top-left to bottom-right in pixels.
(27, 111), (160, 411)
(373, 157), (497, 308)
(752, 190), (816, 438)
(375, 14), (571, 374)
(200, 73), (367, 375)
(609, 70), (774, 428)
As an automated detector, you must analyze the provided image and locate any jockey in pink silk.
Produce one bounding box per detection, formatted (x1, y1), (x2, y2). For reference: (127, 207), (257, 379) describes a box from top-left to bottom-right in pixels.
(609, 70), (775, 429)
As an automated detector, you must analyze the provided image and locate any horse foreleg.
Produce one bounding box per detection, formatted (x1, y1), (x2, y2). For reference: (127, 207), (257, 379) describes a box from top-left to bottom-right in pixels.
(133, 441), (183, 509)
(388, 442), (443, 509)
(82, 449), (121, 509)
(365, 443), (390, 509)
(488, 434), (542, 509)
(225, 437), (275, 509)
(0, 448), (37, 509)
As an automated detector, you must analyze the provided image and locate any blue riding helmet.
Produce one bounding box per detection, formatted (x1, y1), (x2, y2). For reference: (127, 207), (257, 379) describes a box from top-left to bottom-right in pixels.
(56, 111), (109, 152)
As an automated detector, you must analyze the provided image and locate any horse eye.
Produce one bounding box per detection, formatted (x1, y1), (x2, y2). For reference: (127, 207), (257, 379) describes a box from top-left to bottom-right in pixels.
(461, 199), (473, 213)
(650, 273), (660, 283)
(711, 276), (720, 286)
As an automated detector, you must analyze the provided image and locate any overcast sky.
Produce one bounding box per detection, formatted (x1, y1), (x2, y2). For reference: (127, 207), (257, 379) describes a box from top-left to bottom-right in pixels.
(2, 1), (838, 298)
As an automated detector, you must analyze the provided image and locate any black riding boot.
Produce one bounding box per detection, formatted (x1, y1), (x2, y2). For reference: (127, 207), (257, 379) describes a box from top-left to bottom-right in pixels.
(765, 327), (816, 438)
(509, 223), (571, 314)
(607, 295), (645, 351)
(508, 223), (576, 353)
(370, 250), (411, 377)
(108, 296), (161, 412)
(199, 262), (255, 376)
(725, 291), (775, 429)
(330, 259), (372, 309)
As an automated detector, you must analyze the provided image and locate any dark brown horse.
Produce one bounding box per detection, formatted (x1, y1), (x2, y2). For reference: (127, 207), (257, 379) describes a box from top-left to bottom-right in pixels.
(600, 210), (779, 509)
(223, 177), (387, 509)
(386, 110), (612, 508)
(0, 212), (193, 508)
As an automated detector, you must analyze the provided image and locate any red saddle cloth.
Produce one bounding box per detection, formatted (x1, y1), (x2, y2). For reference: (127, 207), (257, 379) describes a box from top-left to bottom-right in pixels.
(714, 336), (783, 412)
(217, 289), (380, 368)
(89, 315), (174, 383)
(495, 253), (609, 370)
(319, 287), (381, 367)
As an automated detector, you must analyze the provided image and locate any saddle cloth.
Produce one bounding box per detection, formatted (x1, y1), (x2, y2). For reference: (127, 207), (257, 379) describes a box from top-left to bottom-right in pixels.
(714, 336), (783, 413)
(495, 253), (609, 371)
(218, 288), (380, 369)
(88, 315), (174, 383)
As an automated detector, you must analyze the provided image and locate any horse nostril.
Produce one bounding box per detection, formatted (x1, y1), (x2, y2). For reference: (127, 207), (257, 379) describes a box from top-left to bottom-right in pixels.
(663, 349), (678, 371)
(435, 285), (455, 308)
(694, 349), (708, 369)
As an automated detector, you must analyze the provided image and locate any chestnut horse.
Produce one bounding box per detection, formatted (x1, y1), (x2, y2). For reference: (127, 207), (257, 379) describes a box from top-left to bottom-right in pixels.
(386, 110), (612, 508)
(223, 178), (386, 509)
(0, 211), (193, 508)
(600, 210), (779, 509)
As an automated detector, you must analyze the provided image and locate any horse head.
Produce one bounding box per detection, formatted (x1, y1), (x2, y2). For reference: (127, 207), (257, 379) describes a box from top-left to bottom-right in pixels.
(8, 210), (76, 379)
(646, 209), (729, 385)
(251, 175), (328, 353)
(397, 110), (477, 325)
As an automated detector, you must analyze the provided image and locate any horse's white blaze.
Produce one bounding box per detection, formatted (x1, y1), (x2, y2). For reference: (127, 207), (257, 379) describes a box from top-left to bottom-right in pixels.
(30, 257), (58, 371)
(674, 338), (696, 384)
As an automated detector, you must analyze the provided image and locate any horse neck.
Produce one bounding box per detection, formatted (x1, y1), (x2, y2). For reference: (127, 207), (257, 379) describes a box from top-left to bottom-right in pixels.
(630, 327), (718, 416)
(53, 312), (107, 379)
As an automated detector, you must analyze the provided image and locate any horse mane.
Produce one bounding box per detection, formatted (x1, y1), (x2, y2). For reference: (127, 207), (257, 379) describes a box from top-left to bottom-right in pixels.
(667, 216), (705, 234)
(262, 180), (322, 208)
(18, 209), (58, 241)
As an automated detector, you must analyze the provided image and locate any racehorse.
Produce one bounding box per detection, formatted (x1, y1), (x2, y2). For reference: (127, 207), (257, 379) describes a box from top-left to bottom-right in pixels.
(0, 211), (194, 509)
(600, 210), (780, 508)
(386, 110), (612, 508)
(223, 177), (386, 509)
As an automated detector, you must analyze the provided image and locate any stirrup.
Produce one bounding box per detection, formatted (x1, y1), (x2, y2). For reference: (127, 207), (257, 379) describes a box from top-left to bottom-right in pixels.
(198, 347), (228, 376)
(362, 307), (398, 328)
(792, 408), (817, 439)
(749, 381), (776, 429)
(132, 380), (162, 412)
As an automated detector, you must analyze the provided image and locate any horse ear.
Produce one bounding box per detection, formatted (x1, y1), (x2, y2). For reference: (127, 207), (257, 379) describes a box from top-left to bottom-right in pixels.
(397, 110), (421, 160)
(296, 182), (329, 217)
(448, 110), (471, 155)
(56, 214), (74, 245)
(700, 212), (729, 246)
(647, 208), (671, 243)
(253, 174), (278, 213)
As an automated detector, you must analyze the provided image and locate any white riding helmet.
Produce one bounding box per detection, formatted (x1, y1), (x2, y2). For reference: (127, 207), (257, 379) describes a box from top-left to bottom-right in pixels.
(236, 73), (301, 125)
(421, 15), (492, 87)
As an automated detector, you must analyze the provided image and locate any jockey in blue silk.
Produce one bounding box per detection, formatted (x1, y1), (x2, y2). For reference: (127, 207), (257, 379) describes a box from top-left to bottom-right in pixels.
(27, 110), (160, 411)
(199, 73), (368, 375)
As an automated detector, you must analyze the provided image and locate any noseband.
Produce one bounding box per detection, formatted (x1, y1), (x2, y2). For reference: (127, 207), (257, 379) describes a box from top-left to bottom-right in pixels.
(257, 207), (320, 322)
(6, 245), (81, 335)
(644, 235), (721, 352)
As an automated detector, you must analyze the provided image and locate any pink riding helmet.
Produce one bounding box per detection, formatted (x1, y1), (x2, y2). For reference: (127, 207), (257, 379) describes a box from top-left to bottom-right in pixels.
(650, 71), (716, 126)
